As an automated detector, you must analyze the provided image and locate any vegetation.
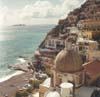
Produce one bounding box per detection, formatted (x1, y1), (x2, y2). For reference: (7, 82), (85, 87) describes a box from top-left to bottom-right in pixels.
(26, 86), (33, 93)
(15, 84), (33, 97)
(29, 79), (42, 89)
(15, 75), (47, 97)
(15, 90), (29, 97)
(45, 68), (52, 77)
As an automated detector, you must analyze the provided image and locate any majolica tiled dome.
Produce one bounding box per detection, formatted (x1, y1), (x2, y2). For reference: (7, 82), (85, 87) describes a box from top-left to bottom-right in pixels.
(55, 49), (83, 73)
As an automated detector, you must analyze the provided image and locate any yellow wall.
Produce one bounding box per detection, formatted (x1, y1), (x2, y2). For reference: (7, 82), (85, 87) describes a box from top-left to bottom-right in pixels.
(82, 31), (92, 39)
(39, 85), (49, 97)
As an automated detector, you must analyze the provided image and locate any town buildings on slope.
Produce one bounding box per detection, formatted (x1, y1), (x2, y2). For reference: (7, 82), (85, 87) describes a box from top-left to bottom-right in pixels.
(33, 0), (100, 97)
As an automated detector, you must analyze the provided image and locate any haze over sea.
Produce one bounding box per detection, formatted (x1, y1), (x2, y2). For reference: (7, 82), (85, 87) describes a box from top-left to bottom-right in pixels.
(0, 25), (54, 81)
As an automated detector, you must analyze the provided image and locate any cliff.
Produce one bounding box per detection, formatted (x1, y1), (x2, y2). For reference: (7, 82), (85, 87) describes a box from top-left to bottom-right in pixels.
(39, 0), (100, 48)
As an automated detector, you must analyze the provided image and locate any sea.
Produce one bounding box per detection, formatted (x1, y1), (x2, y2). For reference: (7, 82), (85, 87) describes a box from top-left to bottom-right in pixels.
(0, 25), (54, 82)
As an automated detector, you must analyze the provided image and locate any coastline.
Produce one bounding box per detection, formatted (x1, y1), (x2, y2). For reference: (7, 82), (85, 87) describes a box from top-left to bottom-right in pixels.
(0, 25), (54, 96)
(0, 57), (33, 96)
(0, 57), (27, 83)
(0, 71), (24, 83)
(0, 71), (33, 97)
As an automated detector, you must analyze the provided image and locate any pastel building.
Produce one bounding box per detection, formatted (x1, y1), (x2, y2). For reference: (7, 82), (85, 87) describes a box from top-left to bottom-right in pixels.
(39, 40), (85, 97)
(77, 20), (100, 40)
(45, 35), (65, 50)
(53, 42), (84, 88)
(38, 1), (100, 97)
(87, 50), (100, 61)
(77, 37), (98, 51)
(45, 26), (79, 50)
(39, 39), (100, 97)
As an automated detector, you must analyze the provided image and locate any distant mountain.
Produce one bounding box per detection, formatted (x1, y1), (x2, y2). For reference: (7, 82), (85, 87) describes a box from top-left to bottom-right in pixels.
(12, 24), (26, 26)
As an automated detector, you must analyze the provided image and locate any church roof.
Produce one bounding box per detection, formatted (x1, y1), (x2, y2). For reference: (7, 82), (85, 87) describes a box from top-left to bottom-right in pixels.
(83, 59), (100, 78)
(55, 49), (83, 73)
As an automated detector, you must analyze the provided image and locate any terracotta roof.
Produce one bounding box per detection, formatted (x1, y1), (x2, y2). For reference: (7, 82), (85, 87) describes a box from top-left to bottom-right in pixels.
(83, 60), (100, 78)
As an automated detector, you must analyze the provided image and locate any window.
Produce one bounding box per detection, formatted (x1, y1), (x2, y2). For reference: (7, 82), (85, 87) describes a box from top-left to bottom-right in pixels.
(79, 47), (82, 51)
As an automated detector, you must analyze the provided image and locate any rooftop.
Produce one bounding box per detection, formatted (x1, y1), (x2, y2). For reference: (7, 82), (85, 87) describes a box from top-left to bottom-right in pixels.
(32, 86), (97, 97)
(77, 86), (97, 97)
(41, 78), (51, 88)
(83, 60), (100, 78)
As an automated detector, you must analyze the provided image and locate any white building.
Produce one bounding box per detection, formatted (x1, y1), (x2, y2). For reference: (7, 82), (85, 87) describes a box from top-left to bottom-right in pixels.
(45, 35), (65, 50)
(77, 37), (98, 51)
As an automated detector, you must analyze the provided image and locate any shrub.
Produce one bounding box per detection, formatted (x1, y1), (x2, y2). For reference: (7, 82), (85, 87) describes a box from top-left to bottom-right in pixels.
(26, 86), (33, 93)
(15, 91), (21, 97)
(45, 68), (52, 77)
(29, 79), (41, 89)
(15, 90), (29, 97)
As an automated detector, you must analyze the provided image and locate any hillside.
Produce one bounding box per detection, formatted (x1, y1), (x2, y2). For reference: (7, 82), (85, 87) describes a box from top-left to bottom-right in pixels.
(39, 0), (100, 48)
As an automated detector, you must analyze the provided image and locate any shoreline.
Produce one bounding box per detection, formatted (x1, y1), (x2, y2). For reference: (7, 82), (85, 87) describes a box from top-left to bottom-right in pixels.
(0, 70), (24, 83)
(0, 57), (27, 83)
(0, 49), (34, 97)
(0, 71), (33, 97)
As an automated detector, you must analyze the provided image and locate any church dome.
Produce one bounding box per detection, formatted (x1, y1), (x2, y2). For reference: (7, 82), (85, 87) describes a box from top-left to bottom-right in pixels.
(55, 49), (83, 73)
(45, 91), (60, 97)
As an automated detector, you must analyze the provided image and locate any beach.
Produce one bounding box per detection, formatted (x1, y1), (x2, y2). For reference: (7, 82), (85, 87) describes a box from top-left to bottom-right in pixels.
(0, 25), (54, 97)
(0, 71), (33, 97)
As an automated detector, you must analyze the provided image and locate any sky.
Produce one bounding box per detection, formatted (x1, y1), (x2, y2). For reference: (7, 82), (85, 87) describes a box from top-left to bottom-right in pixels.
(0, 0), (86, 26)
